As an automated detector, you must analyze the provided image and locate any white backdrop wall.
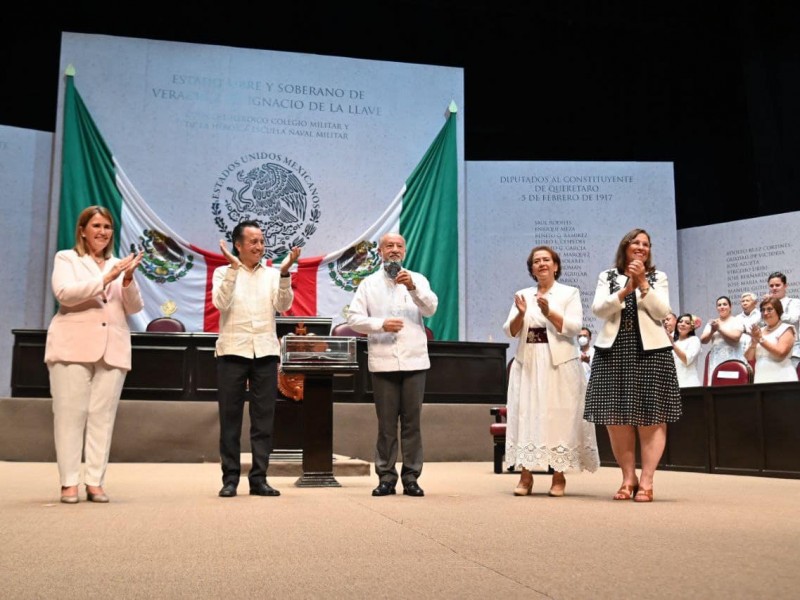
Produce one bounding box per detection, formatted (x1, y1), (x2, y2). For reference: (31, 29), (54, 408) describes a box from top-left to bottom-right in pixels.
(52, 34), (465, 256)
(0, 125), (52, 396)
(465, 161), (679, 348)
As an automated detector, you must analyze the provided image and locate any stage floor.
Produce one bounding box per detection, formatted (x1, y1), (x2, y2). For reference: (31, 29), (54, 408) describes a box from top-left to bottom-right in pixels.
(2, 461), (798, 599)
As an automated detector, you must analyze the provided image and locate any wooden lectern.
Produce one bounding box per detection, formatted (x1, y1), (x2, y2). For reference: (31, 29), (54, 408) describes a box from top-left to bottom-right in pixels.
(280, 332), (358, 487)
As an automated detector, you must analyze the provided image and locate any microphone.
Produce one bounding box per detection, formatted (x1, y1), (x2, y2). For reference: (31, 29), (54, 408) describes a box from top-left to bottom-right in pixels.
(384, 261), (402, 280)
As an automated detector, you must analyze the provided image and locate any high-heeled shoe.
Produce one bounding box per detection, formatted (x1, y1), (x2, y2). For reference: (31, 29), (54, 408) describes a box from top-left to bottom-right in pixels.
(548, 474), (566, 497)
(613, 481), (639, 501)
(60, 486), (79, 504)
(633, 487), (653, 503)
(86, 486), (110, 503)
(513, 470), (533, 496)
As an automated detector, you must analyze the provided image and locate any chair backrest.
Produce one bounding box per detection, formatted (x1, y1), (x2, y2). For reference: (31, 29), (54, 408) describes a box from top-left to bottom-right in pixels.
(146, 317), (186, 333)
(331, 323), (366, 337)
(424, 326), (434, 341)
(796, 361), (800, 381)
(710, 359), (753, 386)
(703, 351), (710, 386)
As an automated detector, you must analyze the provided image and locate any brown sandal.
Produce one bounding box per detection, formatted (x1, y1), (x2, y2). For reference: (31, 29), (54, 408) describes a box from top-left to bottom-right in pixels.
(613, 482), (639, 501)
(514, 468), (533, 496)
(633, 488), (654, 503)
(548, 473), (566, 497)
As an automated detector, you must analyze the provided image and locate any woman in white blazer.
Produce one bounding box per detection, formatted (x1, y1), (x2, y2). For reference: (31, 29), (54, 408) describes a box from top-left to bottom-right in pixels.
(583, 229), (681, 503)
(503, 245), (599, 497)
(45, 205), (143, 504)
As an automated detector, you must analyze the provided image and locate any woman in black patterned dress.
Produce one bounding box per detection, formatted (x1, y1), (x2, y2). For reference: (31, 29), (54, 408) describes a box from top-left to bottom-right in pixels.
(583, 229), (681, 502)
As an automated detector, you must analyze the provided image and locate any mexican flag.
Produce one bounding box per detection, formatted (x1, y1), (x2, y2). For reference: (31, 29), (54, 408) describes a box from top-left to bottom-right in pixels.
(58, 69), (459, 339)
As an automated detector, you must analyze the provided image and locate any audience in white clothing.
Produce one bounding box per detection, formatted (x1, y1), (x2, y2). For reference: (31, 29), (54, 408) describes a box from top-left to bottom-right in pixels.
(766, 272), (800, 369)
(745, 296), (798, 383)
(700, 296), (745, 384)
(669, 313), (702, 387)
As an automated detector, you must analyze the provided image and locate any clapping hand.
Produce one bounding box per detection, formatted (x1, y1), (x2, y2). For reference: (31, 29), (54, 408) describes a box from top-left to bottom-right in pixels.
(219, 239), (242, 269)
(536, 294), (550, 317)
(625, 259), (647, 291)
(514, 293), (527, 315)
(122, 251), (144, 280)
(280, 246), (302, 275)
(106, 251), (143, 287)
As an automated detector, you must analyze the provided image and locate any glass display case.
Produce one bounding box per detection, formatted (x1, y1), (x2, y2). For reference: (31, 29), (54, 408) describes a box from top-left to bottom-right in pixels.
(280, 335), (358, 371)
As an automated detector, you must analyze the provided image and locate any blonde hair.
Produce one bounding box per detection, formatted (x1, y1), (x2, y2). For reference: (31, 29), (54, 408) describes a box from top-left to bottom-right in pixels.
(73, 205), (114, 258)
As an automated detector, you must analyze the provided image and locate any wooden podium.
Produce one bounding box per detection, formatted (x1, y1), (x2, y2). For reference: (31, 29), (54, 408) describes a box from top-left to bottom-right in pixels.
(280, 334), (359, 487)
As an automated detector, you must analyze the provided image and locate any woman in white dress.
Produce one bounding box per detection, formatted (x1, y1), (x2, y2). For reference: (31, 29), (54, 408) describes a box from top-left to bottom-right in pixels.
(503, 245), (599, 497)
(700, 296), (744, 383)
(669, 313), (702, 387)
(745, 297), (798, 383)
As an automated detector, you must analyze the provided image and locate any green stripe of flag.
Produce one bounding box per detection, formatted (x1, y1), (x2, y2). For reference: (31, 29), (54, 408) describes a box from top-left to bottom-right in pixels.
(401, 108), (458, 341)
(58, 72), (123, 254)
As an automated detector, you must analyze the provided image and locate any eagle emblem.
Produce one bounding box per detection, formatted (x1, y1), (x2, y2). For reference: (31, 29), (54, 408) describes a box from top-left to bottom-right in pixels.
(212, 158), (320, 260)
(132, 230), (194, 284)
(328, 240), (382, 292)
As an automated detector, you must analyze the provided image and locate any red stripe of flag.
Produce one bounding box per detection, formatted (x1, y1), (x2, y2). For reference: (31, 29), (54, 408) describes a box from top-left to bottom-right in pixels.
(285, 255), (324, 317)
(189, 244), (228, 333)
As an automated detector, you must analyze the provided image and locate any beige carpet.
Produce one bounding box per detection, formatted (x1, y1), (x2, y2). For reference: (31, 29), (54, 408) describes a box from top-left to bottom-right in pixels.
(1, 461), (798, 599)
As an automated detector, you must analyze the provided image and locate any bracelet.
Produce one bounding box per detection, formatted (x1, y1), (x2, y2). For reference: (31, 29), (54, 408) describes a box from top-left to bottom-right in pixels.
(280, 272), (290, 278)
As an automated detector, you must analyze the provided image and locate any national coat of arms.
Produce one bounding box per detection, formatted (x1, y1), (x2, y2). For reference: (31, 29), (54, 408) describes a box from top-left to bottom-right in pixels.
(211, 154), (320, 260)
(131, 230), (194, 284)
(328, 240), (382, 292)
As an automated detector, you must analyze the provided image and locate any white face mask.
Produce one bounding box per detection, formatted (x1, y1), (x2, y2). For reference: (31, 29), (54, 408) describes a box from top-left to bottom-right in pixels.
(578, 336), (589, 347)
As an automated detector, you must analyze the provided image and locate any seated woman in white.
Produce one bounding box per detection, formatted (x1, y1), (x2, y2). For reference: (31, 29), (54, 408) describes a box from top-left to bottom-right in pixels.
(745, 297), (798, 384)
(669, 313), (702, 387)
(700, 296), (744, 384)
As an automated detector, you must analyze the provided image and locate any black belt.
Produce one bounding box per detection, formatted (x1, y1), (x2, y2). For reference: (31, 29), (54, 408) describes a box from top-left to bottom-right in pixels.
(526, 327), (549, 343)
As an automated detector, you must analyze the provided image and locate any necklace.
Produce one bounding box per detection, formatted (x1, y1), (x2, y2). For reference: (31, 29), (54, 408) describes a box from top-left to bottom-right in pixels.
(92, 256), (105, 265)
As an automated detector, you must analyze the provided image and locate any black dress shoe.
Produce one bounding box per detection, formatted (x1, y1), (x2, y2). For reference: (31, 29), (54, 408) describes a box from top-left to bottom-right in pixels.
(219, 483), (237, 497)
(371, 481), (396, 496)
(250, 481), (280, 496)
(403, 482), (425, 497)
